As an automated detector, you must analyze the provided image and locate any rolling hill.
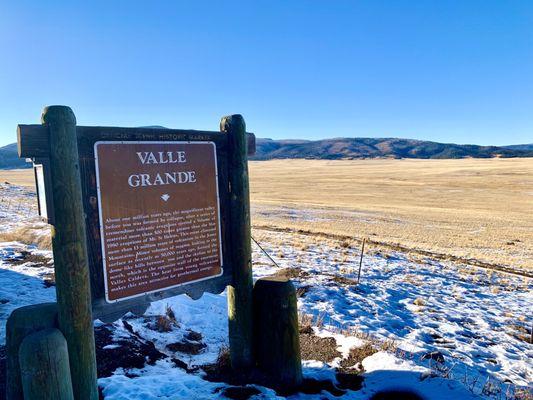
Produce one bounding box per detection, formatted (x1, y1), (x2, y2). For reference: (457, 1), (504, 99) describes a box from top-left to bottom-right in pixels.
(503, 143), (533, 151)
(251, 138), (533, 160)
(0, 138), (532, 168)
(0, 143), (30, 169)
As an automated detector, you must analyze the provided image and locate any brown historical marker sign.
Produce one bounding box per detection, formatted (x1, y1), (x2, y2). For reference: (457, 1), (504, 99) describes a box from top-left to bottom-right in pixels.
(19, 120), (255, 320)
(94, 141), (223, 302)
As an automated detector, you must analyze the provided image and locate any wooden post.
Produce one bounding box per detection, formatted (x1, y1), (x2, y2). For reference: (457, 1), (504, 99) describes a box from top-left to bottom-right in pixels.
(6, 303), (58, 400)
(19, 329), (74, 400)
(221, 114), (254, 369)
(253, 277), (302, 390)
(42, 106), (98, 400)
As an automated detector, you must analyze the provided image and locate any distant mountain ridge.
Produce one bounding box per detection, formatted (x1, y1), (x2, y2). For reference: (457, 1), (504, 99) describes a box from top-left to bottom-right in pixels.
(0, 143), (29, 169)
(1, 137), (532, 168)
(251, 138), (533, 160)
(502, 143), (533, 151)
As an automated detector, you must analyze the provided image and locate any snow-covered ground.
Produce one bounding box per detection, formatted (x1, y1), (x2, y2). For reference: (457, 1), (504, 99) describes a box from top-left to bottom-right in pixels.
(255, 230), (532, 382)
(0, 183), (40, 233)
(0, 183), (531, 399)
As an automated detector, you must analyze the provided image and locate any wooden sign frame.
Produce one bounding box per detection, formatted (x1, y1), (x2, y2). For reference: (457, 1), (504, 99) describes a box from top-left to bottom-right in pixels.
(18, 123), (256, 322)
(16, 107), (256, 398)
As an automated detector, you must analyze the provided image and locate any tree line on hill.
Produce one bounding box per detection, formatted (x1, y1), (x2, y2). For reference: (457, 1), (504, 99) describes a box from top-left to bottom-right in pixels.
(0, 143), (28, 169)
(250, 138), (533, 160)
(1, 138), (532, 168)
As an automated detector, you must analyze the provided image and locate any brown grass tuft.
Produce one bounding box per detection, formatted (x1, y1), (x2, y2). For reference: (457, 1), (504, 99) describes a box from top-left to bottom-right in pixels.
(0, 225), (51, 249)
(339, 343), (377, 369)
(413, 298), (425, 306)
(165, 304), (177, 323)
(214, 345), (231, 371)
(155, 315), (173, 332)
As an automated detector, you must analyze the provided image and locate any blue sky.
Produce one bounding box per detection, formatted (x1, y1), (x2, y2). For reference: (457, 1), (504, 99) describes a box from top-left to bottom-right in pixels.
(1, 1), (532, 146)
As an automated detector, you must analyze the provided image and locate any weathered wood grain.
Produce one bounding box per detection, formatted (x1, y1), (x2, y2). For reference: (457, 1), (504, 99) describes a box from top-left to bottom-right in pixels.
(222, 114), (254, 370)
(43, 106), (98, 400)
(253, 277), (302, 390)
(5, 303), (58, 400)
(17, 124), (256, 158)
(19, 329), (74, 400)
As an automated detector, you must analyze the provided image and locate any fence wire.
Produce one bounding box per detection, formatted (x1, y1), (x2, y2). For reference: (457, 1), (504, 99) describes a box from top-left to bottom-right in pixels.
(251, 235), (282, 269)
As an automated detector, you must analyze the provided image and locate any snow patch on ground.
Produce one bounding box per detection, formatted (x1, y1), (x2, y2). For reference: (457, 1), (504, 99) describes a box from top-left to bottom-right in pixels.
(251, 230), (532, 390)
(0, 184), (40, 233)
(0, 242), (55, 341)
(0, 184), (531, 399)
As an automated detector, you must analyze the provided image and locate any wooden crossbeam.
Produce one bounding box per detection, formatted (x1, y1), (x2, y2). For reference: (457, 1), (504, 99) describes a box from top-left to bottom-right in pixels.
(17, 125), (256, 158)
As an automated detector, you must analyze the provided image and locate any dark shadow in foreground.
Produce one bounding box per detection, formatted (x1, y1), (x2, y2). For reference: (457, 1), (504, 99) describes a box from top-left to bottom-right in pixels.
(370, 389), (425, 400)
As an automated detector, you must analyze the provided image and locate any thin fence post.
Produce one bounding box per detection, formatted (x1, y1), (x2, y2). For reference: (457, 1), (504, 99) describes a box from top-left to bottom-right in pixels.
(221, 114), (254, 370)
(357, 238), (366, 284)
(42, 106), (98, 399)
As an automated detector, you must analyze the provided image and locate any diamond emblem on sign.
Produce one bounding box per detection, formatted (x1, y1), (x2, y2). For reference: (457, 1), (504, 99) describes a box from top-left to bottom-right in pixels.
(161, 194), (170, 202)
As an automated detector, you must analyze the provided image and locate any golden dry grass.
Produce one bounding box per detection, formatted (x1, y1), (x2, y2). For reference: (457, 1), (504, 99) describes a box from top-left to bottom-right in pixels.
(0, 168), (35, 187)
(1, 160), (531, 270)
(0, 225), (52, 249)
(249, 158), (533, 271)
